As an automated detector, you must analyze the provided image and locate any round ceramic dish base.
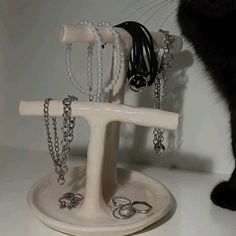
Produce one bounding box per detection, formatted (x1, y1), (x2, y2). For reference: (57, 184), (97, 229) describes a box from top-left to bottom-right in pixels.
(28, 167), (173, 236)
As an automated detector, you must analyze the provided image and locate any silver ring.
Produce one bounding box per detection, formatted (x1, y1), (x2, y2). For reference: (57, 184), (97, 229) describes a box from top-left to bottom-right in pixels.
(62, 192), (84, 200)
(118, 204), (136, 218)
(58, 192), (84, 209)
(132, 201), (153, 214)
(112, 205), (135, 220)
(113, 207), (125, 220)
(58, 196), (75, 209)
(112, 196), (132, 207)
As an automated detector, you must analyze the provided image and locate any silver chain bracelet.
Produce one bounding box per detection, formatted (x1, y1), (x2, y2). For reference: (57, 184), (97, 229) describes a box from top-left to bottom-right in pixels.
(153, 30), (174, 156)
(43, 95), (78, 185)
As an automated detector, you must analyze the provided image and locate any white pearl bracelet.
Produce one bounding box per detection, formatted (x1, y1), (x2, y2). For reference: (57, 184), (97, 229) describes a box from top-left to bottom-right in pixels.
(65, 20), (124, 102)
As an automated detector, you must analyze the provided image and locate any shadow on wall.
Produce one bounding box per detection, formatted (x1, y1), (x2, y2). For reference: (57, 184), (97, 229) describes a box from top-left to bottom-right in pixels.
(119, 50), (214, 173)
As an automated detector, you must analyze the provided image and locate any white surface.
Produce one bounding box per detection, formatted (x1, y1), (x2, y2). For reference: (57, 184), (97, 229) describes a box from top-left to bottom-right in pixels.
(0, 0), (232, 174)
(1, 146), (236, 236)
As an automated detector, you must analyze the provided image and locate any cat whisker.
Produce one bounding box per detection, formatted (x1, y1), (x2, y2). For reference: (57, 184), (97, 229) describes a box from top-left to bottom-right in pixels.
(120, 0), (142, 17)
(135, 0), (174, 23)
(122, 0), (159, 19)
(142, 0), (176, 25)
(122, 0), (173, 20)
(160, 6), (177, 28)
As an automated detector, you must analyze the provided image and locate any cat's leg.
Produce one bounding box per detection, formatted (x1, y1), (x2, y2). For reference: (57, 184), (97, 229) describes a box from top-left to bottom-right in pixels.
(210, 109), (236, 210)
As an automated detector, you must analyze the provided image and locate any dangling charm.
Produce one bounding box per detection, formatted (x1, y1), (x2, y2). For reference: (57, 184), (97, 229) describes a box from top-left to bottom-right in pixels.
(153, 128), (166, 155)
(153, 30), (175, 156)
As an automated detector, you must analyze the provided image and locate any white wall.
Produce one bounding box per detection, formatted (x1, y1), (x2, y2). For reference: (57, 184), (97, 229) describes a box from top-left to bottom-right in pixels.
(0, 0), (233, 175)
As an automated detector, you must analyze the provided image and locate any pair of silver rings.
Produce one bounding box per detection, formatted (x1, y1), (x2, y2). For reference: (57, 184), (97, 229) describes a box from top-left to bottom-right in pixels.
(58, 192), (84, 209)
(112, 196), (152, 220)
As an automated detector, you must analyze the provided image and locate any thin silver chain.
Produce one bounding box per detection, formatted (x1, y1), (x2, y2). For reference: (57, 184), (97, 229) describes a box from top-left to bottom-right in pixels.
(43, 95), (78, 185)
(153, 30), (174, 156)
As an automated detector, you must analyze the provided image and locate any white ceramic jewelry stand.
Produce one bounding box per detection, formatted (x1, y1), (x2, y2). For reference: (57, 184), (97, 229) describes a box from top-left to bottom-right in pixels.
(19, 25), (183, 236)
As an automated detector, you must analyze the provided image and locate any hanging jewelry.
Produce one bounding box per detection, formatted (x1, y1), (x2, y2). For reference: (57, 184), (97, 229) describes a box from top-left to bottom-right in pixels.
(97, 21), (124, 94)
(87, 42), (94, 101)
(65, 20), (123, 102)
(65, 20), (104, 99)
(115, 21), (159, 92)
(43, 95), (78, 185)
(44, 96), (84, 209)
(153, 30), (175, 156)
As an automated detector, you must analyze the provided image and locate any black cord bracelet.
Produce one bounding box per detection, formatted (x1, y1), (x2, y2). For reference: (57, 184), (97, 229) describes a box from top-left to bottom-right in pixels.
(115, 21), (159, 92)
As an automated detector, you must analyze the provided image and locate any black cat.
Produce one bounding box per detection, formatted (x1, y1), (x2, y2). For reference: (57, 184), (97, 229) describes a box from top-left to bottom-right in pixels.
(177, 0), (236, 210)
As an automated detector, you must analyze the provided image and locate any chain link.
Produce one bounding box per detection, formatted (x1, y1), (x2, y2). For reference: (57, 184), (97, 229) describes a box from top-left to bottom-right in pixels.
(153, 30), (174, 156)
(43, 95), (78, 185)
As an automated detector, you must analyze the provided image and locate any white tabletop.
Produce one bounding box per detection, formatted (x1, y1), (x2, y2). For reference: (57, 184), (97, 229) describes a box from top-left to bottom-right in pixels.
(0, 146), (236, 236)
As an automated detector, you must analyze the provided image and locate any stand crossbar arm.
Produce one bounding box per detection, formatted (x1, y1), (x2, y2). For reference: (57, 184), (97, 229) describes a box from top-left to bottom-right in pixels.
(19, 101), (178, 130)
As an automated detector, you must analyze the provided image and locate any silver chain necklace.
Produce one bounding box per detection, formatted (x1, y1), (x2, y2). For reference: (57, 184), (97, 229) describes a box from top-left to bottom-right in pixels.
(153, 30), (174, 156)
(44, 95), (84, 209)
(43, 95), (78, 185)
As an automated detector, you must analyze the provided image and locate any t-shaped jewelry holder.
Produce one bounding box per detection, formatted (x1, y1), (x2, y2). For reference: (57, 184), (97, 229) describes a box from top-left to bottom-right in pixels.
(20, 101), (178, 236)
(19, 25), (182, 236)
